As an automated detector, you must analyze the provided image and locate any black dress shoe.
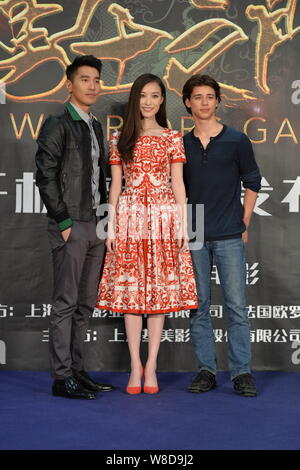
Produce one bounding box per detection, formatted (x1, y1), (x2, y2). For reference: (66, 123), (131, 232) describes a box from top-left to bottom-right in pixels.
(188, 370), (217, 393)
(73, 370), (115, 392)
(52, 376), (96, 399)
(233, 373), (257, 397)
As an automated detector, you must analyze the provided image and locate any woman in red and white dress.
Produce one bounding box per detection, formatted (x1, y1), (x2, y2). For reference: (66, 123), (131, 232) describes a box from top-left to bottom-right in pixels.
(96, 74), (198, 394)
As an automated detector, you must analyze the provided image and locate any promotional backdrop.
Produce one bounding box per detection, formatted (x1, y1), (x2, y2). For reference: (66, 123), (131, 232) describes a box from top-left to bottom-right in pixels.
(0, 0), (300, 371)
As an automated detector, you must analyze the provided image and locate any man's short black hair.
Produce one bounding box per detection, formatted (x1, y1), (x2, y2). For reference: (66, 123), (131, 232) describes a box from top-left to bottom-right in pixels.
(182, 74), (221, 115)
(66, 55), (102, 82)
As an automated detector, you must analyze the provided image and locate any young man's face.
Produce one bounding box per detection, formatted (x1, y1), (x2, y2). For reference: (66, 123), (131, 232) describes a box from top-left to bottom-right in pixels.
(185, 85), (219, 121)
(66, 65), (101, 108)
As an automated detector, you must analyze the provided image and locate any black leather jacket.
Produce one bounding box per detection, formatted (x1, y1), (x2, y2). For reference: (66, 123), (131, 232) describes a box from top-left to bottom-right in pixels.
(35, 103), (107, 224)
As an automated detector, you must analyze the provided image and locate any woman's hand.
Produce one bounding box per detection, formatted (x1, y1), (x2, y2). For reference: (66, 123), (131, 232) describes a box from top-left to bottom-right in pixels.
(181, 233), (189, 251)
(178, 234), (189, 251)
(106, 237), (115, 253)
(177, 223), (189, 251)
(106, 221), (116, 253)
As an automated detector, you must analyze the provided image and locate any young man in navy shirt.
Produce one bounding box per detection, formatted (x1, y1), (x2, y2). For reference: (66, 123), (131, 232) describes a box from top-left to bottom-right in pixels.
(182, 74), (261, 396)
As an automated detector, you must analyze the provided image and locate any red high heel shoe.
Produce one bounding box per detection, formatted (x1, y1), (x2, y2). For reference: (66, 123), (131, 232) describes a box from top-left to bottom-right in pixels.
(143, 385), (159, 394)
(143, 367), (159, 394)
(126, 367), (144, 395)
(126, 385), (142, 395)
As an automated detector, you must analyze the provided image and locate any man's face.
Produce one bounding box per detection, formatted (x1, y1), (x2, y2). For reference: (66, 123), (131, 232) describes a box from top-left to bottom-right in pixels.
(66, 65), (100, 107)
(185, 85), (219, 121)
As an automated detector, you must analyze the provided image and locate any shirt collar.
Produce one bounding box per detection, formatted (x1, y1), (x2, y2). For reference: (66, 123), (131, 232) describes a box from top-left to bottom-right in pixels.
(190, 124), (227, 142)
(68, 101), (92, 125)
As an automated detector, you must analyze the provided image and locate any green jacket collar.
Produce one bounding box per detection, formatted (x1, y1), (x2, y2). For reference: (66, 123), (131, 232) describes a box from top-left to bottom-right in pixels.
(66, 102), (82, 121)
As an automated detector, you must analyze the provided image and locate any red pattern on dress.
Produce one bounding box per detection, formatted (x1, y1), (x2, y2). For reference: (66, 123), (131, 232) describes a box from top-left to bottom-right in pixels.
(96, 128), (198, 314)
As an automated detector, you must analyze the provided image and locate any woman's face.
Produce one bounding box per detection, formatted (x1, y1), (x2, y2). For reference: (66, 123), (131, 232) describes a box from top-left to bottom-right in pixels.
(139, 81), (164, 120)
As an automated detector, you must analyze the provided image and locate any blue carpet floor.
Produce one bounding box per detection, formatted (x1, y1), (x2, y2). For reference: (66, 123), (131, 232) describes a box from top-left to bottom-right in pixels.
(0, 371), (299, 450)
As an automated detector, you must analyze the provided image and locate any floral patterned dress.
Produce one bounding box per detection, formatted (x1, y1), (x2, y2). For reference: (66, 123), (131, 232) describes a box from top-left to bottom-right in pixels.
(96, 128), (198, 314)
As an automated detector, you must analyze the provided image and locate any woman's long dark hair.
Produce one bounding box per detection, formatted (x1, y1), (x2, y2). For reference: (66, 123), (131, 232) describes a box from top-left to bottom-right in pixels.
(117, 74), (168, 163)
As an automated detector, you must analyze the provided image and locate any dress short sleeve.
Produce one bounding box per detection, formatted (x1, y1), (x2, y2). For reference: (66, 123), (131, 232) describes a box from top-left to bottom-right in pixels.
(169, 130), (186, 163)
(109, 132), (122, 165)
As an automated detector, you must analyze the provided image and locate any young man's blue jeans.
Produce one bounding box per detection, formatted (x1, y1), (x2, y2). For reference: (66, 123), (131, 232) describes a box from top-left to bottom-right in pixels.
(190, 238), (251, 380)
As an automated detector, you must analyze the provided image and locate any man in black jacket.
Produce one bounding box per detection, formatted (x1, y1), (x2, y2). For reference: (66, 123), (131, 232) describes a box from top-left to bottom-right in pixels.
(36, 55), (114, 399)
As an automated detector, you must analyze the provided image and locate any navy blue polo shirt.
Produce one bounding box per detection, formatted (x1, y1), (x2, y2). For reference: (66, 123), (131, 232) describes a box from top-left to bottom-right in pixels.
(183, 125), (261, 241)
